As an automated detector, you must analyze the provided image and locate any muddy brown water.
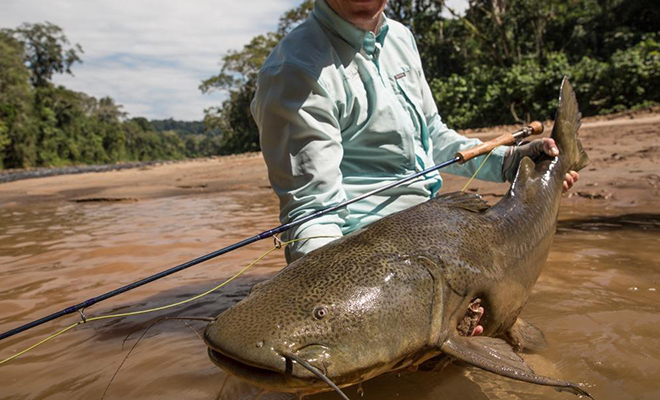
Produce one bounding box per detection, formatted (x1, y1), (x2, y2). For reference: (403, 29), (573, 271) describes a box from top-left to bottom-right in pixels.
(1, 191), (659, 400)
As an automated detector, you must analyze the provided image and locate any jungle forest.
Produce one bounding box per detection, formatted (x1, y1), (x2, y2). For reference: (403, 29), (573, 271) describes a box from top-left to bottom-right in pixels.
(1, 0), (659, 169)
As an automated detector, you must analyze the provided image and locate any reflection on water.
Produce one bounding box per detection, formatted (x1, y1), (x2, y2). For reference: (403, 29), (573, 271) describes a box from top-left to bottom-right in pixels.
(1, 196), (659, 400)
(557, 213), (660, 233)
(0, 191), (283, 399)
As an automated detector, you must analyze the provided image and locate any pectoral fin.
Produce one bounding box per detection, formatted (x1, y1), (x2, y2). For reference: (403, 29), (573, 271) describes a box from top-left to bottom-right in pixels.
(440, 336), (592, 398)
(504, 318), (549, 352)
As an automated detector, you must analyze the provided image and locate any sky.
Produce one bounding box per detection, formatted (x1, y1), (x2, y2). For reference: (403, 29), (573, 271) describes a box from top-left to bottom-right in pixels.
(1, 0), (468, 121)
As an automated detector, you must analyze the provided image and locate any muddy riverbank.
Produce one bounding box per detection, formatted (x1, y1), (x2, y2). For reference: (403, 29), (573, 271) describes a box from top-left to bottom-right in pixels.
(0, 161), (166, 185)
(2, 113), (659, 213)
(0, 112), (659, 400)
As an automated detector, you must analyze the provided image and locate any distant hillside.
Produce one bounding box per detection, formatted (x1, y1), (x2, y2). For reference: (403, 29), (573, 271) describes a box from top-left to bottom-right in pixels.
(150, 118), (220, 136)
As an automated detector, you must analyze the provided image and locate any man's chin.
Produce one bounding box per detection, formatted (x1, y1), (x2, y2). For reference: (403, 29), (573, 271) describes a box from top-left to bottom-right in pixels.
(327, 0), (386, 30)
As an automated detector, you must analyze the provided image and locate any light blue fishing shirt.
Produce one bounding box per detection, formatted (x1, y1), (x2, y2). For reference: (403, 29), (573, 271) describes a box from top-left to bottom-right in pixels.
(252, 0), (507, 261)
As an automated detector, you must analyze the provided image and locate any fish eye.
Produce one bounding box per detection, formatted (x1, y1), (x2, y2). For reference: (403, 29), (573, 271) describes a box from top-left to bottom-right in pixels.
(313, 306), (328, 320)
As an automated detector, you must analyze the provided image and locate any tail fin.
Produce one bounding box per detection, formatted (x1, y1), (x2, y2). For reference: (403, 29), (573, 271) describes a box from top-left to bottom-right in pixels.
(551, 77), (589, 172)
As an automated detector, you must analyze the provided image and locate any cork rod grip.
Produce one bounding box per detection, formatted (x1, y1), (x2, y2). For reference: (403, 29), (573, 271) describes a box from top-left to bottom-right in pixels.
(455, 121), (543, 163)
(455, 133), (515, 163)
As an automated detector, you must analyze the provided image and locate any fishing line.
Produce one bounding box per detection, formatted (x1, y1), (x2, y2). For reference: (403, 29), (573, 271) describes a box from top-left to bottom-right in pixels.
(460, 146), (501, 192)
(0, 235), (338, 367)
(0, 157), (463, 343)
(103, 316), (209, 400)
(0, 123), (542, 344)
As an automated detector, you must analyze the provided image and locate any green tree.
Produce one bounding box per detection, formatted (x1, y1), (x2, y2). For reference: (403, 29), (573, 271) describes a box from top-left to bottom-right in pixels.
(0, 31), (37, 168)
(422, 0), (660, 128)
(1, 21), (216, 169)
(3, 22), (83, 88)
(94, 97), (125, 124)
(2, 22), (86, 166)
(150, 118), (209, 136)
(200, 32), (280, 154)
(131, 117), (154, 132)
(201, 0), (313, 154)
(4, 3), (658, 168)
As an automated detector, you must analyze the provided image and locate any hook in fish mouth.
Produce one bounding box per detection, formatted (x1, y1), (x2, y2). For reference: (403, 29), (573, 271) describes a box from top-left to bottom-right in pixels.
(283, 353), (351, 400)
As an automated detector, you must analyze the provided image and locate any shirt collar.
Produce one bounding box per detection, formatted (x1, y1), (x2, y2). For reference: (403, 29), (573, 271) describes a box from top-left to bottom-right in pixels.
(313, 0), (390, 55)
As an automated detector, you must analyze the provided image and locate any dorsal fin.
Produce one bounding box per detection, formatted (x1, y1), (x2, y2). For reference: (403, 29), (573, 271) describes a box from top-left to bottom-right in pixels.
(512, 156), (536, 187)
(433, 192), (490, 213)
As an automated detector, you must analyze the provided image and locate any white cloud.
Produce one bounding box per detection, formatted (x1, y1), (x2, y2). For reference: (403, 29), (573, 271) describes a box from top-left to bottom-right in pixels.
(0, 0), (301, 120)
(55, 59), (225, 120)
(443, 0), (469, 17)
(0, 0), (469, 120)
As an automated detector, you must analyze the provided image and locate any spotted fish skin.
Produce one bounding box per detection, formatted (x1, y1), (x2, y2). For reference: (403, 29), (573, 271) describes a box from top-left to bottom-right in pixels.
(204, 78), (589, 395)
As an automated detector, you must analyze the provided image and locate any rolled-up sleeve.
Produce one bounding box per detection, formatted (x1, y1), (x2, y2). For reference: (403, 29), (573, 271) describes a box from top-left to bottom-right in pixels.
(427, 113), (507, 183)
(252, 62), (347, 261)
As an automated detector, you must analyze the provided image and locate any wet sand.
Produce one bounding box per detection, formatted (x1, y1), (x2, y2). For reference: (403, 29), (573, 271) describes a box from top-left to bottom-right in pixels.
(0, 112), (659, 399)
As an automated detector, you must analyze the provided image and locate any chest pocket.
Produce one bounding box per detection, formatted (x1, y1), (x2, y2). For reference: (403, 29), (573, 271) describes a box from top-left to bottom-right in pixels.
(339, 63), (413, 175)
(391, 65), (426, 121)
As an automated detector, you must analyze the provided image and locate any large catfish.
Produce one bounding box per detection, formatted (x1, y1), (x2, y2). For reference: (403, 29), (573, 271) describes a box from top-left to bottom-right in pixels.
(204, 78), (592, 398)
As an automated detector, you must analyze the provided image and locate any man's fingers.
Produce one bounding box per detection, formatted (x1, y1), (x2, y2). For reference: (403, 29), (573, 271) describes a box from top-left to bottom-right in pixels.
(563, 170), (579, 193)
(542, 138), (559, 157)
(565, 173), (574, 185)
(470, 307), (485, 336)
(563, 172), (576, 193)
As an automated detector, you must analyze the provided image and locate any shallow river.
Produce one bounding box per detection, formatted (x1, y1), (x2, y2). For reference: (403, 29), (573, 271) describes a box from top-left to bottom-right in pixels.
(1, 191), (659, 399)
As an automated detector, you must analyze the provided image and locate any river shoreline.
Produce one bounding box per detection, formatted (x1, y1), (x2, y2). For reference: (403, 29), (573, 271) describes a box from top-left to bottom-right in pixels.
(1, 112), (658, 215)
(0, 160), (167, 184)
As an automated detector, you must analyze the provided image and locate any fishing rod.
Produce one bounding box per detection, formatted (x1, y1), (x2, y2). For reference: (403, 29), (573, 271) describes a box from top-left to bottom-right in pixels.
(0, 122), (543, 342)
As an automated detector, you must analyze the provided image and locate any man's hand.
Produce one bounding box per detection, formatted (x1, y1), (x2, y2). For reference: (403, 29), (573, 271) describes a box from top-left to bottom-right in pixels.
(503, 138), (579, 192)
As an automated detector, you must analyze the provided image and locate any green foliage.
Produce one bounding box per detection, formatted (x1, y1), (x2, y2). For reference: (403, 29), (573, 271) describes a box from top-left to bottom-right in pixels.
(2, 22), (83, 88)
(150, 118), (223, 157)
(594, 34), (660, 114)
(277, 0), (314, 35)
(426, 0), (660, 128)
(200, 1), (313, 154)
(432, 32), (660, 129)
(3, 3), (658, 166)
(0, 22), (221, 170)
(199, 32), (281, 154)
(386, 1), (472, 81)
(0, 31), (37, 168)
(150, 118), (211, 136)
(202, 0), (660, 152)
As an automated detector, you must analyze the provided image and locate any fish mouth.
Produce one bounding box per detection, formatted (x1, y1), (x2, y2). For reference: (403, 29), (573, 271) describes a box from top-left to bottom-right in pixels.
(208, 347), (299, 391)
(206, 343), (334, 393)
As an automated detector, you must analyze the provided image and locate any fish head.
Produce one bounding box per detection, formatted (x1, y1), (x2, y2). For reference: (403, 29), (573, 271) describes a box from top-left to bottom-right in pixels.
(203, 251), (435, 393)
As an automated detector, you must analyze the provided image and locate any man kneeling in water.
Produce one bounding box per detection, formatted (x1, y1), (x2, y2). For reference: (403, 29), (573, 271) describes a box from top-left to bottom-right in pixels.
(251, 0), (579, 335)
